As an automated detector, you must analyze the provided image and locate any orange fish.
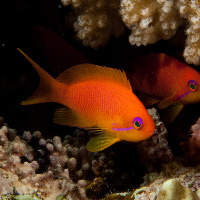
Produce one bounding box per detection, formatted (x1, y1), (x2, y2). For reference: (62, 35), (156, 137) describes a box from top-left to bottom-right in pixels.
(126, 53), (200, 123)
(17, 48), (155, 152)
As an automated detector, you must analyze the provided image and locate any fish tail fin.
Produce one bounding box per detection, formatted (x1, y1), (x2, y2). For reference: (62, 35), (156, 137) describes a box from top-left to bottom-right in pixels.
(17, 48), (61, 105)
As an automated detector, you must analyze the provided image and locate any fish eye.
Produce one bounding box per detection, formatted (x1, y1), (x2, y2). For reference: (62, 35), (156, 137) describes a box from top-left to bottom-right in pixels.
(133, 117), (143, 130)
(188, 80), (197, 92)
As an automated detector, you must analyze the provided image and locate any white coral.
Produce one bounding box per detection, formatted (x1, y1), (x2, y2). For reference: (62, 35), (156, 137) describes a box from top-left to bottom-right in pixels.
(62, 0), (124, 49)
(62, 0), (200, 65)
(177, 0), (200, 65)
(120, 0), (182, 46)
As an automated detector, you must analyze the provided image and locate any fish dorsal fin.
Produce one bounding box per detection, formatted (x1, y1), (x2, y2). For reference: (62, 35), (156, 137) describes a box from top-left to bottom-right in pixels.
(56, 64), (131, 90)
(53, 107), (96, 128)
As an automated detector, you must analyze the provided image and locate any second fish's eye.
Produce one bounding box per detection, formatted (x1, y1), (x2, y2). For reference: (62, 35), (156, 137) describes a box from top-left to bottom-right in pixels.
(133, 117), (143, 130)
(188, 80), (197, 91)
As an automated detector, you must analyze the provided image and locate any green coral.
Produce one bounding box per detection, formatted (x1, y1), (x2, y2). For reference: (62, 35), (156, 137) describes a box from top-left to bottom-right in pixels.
(2, 194), (69, 200)
(56, 194), (68, 200)
(2, 193), (41, 200)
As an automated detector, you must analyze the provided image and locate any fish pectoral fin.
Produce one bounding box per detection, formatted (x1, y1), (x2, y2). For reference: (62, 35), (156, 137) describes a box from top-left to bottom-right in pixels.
(53, 107), (94, 128)
(138, 93), (160, 106)
(86, 132), (120, 152)
(157, 96), (177, 109)
(161, 103), (184, 124)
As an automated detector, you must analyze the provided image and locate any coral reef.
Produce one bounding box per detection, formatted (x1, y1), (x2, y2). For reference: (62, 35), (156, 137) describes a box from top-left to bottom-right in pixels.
(157, 179), (198, 200)
(178, 0), (200, 65)
(120, 0), (181, 46)
(0, 116), (137, 199)
(181, 117), (200, 164)
(103, 162), (200, 199)
(0, 125), (88, 199)
(1, 107), (200, 199)
(0, 107), (170, 199)
(136, 108), (173, 171)
(61, 0), (124, 49)
(61, 0), (200, 65)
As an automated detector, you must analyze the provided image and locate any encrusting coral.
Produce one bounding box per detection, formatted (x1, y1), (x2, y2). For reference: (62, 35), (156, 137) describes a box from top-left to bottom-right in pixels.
(61, 0), (200, 65)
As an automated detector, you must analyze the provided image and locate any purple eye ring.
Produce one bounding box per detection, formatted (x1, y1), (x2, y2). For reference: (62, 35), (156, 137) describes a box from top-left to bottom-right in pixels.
(188, 80), (197, 92)
(133, 117), (143, 130)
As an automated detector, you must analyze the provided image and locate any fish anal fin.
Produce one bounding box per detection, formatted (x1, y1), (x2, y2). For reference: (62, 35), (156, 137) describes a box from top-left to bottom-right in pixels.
(86, 132), (120, 152)
(53, 107), (94, 128)
(138, 93), (160, 106)
(161, 103), (184, 124)
(56, 64), (132, 90)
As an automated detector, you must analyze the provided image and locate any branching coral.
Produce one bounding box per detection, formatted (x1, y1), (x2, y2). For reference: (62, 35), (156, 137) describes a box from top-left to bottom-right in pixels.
(178, 0), (200, 65)
(120, 0), (182, 46)
(61, 0), (124, 49)
(61, 0), (200, 65)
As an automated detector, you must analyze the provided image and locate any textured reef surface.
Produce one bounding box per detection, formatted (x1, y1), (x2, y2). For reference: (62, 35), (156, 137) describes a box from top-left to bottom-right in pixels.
(62, 0), (200, 66)
(1, 108), (200, 199)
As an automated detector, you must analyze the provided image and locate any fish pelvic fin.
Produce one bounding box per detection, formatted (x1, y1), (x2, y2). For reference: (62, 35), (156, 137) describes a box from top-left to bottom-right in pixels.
(157, 95), (177, 109)
(86, 132), (120, 152)
(161, 103), (184, 124)
(18, 48), (62, 105)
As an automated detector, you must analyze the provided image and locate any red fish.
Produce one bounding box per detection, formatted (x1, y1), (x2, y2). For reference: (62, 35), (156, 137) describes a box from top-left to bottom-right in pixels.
(126, 53), (200, 123)
(17, 48), (155, 152)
